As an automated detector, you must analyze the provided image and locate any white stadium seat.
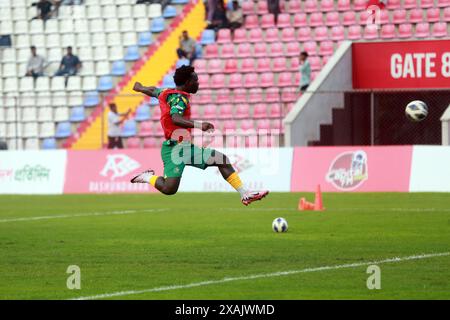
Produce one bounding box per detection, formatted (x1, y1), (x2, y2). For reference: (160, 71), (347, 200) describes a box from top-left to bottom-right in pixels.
(4, 78), (19, 93)
(102, 5), (117, 19)
(148, 4), (162, 19)
(133, 4), (147, 18)
(95, 61), (110, 76)
(2, 48), (17, 63)
(107, 32), (122, 46)
(135, 18), (149, 32)
(5, 108), (17, 122)
(60, 19), (75, 34)
(120, 18), (135, 32)
(19, 77), (34, 92)
(25, 138), (40, 150)
(73, 6), (86, 19)
(79, 61), (95, 76)
(14, 20), (29, 34)
(94, 47), (108, 61)
(23, 122), (39, 138)
(36, 92), (51, 107)
(122, 32), (137, 46)
(29, 19), (44, 34)
(91, 33), (106, 47)
(87, 5), (102, 19)
(0, 20), (13, 34)
(61, 33), (76, 48)
(19, 93), (36, 108)
(89, 19), (105, 34)
(40, 122), (56, 138)
(104, 19), (120, 33)
(54, 107), (69, 122)
(45, 19), (59, 34)
(79, 47), (94, 61)
(16, 35), (31, 48)
(12, 7), (27, 21)
(17, 48), (30, 63)
(52, 92), (67, 107)
(109, 46), (123, 61)
(74, 19), (89, 34)
(51, 77), (66, 92)
(47, 48), (63, 63)
(82, 76), (98, 91)
(66, 76), (82, 91)
(21, 107), (37, 122)
(68, 91), (83, 106)
(117, 5), (132, 19)
(46, 34), (61, 48)
(31, 34), (46, 49)
(35, 77), (50, 92)
(76, 33), (91, 47)
(3, 63), (18, 78)
(38, 107), (54, 122)
(7, 124), (23, 139)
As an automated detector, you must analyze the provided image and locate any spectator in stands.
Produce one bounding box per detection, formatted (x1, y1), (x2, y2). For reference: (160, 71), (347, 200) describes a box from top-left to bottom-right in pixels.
(205, 0), (217, 24)
(177, 30), (197, 65)
(25, 46), (47, 79)
(207, 0), (228, 33)
(299, 51), (311, 92)
(54, 46), (82, 77)
(108, 103), (132, 149)
(31, 0), (53, 21)
(226, 0), (243, 38)
(267, 0), (280, 24)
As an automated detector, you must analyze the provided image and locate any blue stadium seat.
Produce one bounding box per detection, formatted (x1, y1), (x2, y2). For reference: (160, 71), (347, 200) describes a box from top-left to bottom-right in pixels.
(42, 138), (57, 149)
(121, 119), (137, 137)
(195, 43), (203, 59)
(162, 74), (175, 87)
(138, 32), (153, 46)
(98, 76), (114, 91)
(111, 60), (126, 76)
(55, 122), (71, 138)
(176, 58), (190, 68)
(124, 45), (140, 61)
(135, 104), (151, 121)
(69, 106), (85, 122)
(163, 5), (177, 18)
(151, 17), (165, 33)
(84, 91), (100, 107)
(171, 0), (188, 4)
(200, 30), (215, 45)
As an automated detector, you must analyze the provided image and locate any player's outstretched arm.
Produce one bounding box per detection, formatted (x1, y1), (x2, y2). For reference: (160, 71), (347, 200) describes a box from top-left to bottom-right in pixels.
(171, 114), (214, 132)
(133, 82), (158, 97)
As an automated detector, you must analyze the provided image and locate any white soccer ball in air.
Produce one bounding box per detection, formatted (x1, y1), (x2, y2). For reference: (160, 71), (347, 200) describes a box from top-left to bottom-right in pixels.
(272, 217), (288, 233)
(405, 100), (428, 122)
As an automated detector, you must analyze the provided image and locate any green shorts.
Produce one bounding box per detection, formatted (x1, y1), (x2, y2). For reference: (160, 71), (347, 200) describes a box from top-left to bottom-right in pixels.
(161, 140), (215, 178)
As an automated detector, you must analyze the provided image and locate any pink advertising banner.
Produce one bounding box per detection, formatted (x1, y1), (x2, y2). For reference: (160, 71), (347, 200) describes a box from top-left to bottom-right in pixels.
(64, 149), (163, 193)
(291, 146), (413, 192)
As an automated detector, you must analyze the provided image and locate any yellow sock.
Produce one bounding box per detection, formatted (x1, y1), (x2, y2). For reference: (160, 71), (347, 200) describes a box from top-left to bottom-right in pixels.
(226, 172), (246, 196)
(149, 175), (159, 187)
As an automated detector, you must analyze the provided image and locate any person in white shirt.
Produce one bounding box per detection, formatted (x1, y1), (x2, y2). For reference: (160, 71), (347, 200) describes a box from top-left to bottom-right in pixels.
(26, 46), (47, 79)
(108, 103), (131, 149)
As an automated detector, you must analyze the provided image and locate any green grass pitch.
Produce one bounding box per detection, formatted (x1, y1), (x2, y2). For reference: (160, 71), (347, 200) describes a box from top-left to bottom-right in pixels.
(0, 192), (449, 300)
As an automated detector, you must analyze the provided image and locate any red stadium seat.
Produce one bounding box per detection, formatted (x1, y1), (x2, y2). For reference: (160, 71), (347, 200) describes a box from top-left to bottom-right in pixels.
(241, 58), (256, 73)
(445, 8), (450, 22)
(432, 22), (448, 37)
(353, 0), (367, 11)
(363, 24), (379, 39)
(216, 89), (231, 104)
(386, 0), (401, 9)
(287, 0), (302, 13)
(266, 87), (280, 102)
(303, 41), (317, 56)
(198, 74), (210, 88)
(245, 15), (259, 29)
(309, 12), (324, 26)
(210, 74), (226, 88)
(237, 43), (252, 57)
(392, 9), (407, 24)
(403, 0), (417, 9)
(208, 59), (223, 73)
(286, 42), (301, 57)
(420, 0), (434, 8)
(342, 11), (356, 25)
(248, 28), (263, 43)
(337, 0), (351, 11)
(233, 29), (248, 43)
(217, 29), (231, 44)
(281, 27), (296, 42)
(415, 22), (430, 38)
(426, 8), (440, 22)
(221, 43), (235, 58)
(325, 11), (340, 26)
(218, 104), (233, 119)
(330, 25), (345, 41)
(265, 28), (280, 42)
(272, 57), (287, 72)
(398, 23), (413, 38)
(193, 59), (207, 73)
(321, 0), (335, 12)
(261, 14), (275, 28)
(143, 137), (158, 148)
(235, 104), (250, 119)
(254, 42), (269, 57)
(314, 26), (329, 41)
(203, 104), (217, 119)
(347, 25), (362, 40)
(304, 0), (319, 13)
(224, 59), (238, 73)
(380, 24), (396, 39)
(232, 88), (247, 103)
(229, 74), (243, 88)
(293, 13), (308, 27)
(256, 58), (272, 72)
(256, 1), (269, 14)
(409, 9), (423, 23)
(139, 121), (153, 137)
(298, 27), (312, 41)
(319, 41), (334, 56)
(242, 1), (255, 15)
(260, 73), (274, 87)
(278, 72), (294, 87)
(277, 14), (291, 28)
(205, 44), (219, 58)
(248, 88), (263, 103)
(253, 104), (268, 118)
(437, 0), (450, 7)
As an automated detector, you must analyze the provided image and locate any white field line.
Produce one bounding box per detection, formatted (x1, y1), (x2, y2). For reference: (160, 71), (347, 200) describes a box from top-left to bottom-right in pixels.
(71, 252), (450, 300)
(0, 208), (168, 223)
(221, 207), (450, 212)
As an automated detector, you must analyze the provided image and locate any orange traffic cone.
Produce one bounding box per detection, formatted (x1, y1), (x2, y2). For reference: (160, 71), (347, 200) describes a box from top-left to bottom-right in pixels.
(298, 197), (315, 210)
(314, 184), (325, 211)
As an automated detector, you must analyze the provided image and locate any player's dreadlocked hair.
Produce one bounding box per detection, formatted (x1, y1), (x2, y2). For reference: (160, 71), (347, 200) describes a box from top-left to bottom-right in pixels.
(173, 65), (195, 86)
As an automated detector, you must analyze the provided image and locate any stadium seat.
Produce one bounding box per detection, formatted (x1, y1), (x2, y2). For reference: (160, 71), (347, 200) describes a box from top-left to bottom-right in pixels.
(69, 106), (85, 122)
(438, 0), (450, 7)
(42, 138), (57, 149)
(342, 11), (357, 25)
(319, 41), (334, 55)
(201, 30), (215, 45)
(432, 22), (448, 37)
(208, 59), (223, 74)
(256, 58), (272, 72)
(381, 24), (396, 39)
(281, 28), (296, 42)
(260, 73), (274, 87)
(353, 0), (367, 10)
(426, 8), (441, 22)
(221, 43), (235, 58)
(298, 27), (312, 41)
(249, 29), (264, 43)
(218, 104), (233, 119)
(337, 0), (351, 11)
(248, 88), (263, 103)
(277, 14), (291, 28)
(304, 0), (319, 13)
(210, 74), (226, 88)
(265, 28), (279, 42)
(403, 0), (417, 8)
(55, 122), (71, 138)
(148, 3), (162, 18)
(415, 22), (430, 38)
(245, 15), (259, 29)
(216, 89), (231, 104)
(409, 9), (423, 23)
(310, 12), (324, 26)
(121, 120), (137, 137)
(303, 41), (317, 55)
(364, 24), (379, 39)
(348, 25), (362, 40)
(392, 9), (407, 24)
(314, 27), (329, 41)
(235, 104), (250, 119)
(224, 59), (238, 73)
(241, 58), (256, 73)
(143, 137), (158, 148)
(445, 8), (450, 21)
(398, 23), (413, 38)
(83, 91), (100, 107)
(202, 105), (217, 119)
(135, 104), (151, 122)
(54, 107), (69, 122)
(321, 0), (335, 12)
(253, 104), (268, 118)
(217, 29), (231, 44)
(325, 11), (340, 26)
(256, 1), (269, 14)
(163, 5), (177, 18)
(139, 121), (154, 137)
(420, 0), (434, 8)
(198, 74), (210, 88)
(126, 137), (140, 149)
(124, 46), (140, 61)
(254, 43), (269, 57)
(293, 13), (308, 27)
(111, 61), (126, 76)
(331, 26), (345, 41)
(229, 74), (243, 88)
(138, 32), (153, 46)
(272, 57), (287, 72)
(278, 72), (294, 87)
(244, 73), (259, 88)
(205, 44), (219, 58)
(232, 88), (247, 104)
(98, 76), (114, 91)
(261, 14), (275, 28)
(150, 18), (165, 33)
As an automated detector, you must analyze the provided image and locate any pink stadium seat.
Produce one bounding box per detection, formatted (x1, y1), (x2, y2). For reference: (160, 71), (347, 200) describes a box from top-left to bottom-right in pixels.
(241, 58), (256, 73)
(216, 89), (230, 104)
(309, 56), (322, 70)
(126, 137), (140, 149)
(253, 104), (268, 118)
(139, 121), (153, 137)
(190, 106), (201, 118)
(224, 59), (238, 73)
(426, 8), (441, 23)
(380, 24), (396, 39)
(265, 28), (280, 42)
(293, 13), (308, 27)
(272, 57), (287, 72)
(281, 28), (296, 42)
(326, 12), (340, 26)
(248, 88), (263, 103)
(393, 9), (407, 24)
(303, 41), (317, 55)
(403, 0), (417, 9)
(321, 0), (335, 12)
(277, 14), (292, 28)
(298, 27), (312, 41)
(337, 0), (351, 11)
(193, 59), (207, 73)
(217, 29), (231, 44)
(432, 22), (448, 37)
(143, 137), (158, 148)
(266, 87), (280, 102)
(269, 104), (282, 118)
(322, 55), (332, 65)
(237, 43), (252, 57)
(353, 0), (367, 11)
(438, 0), (450, 7)
(260, 73), (274, 87)
(409, 9), (423, 23)
(364, 24), (379, 39)
(398, 23), (413, 38)
(210, 74), (226, 88)
(420, 0), (434, 8)
(240, 119), (255, 131)
(245, 15), (259, 28)
(223, 120), (237, 132)
(256, 1), (269, 14)
(235, 104), (250, 119)
(198, 74), (210, 88)
(445, 8), (450, 21)
(248, 28), (264, 43)
(286, 42), (301, 57)
(415, 22), (430, 37)
(278, 72), (294, 87)
(380, 10), (390, 24)
(304, 0), (319, 13)
(269, 42), (284, 57)
(241, 1), (254, 15)
(221, 43), (235, 58)
(257, 119), (271, 130)
(205, 44), (219, 58)
(257, 58), (272, 72)
(319, 41), (334, 56)
(331, 25), (345, 41)
(254, 43), (269, 57)
(347, 25), (362, 40)
(199, 89), (213, 104)
(342, 11), (357, 25)
(287, 0), (302, 13)
(314, 26), (329, 41)
(208, 59), (223, 73)
(270, 119), (283, 132)
(203, 105), (217, 119)
(309, 12), (324, 26)
(281, 87), (298, 103)
(218, 104), (233, 119)
(386, 0), (401, 9)
(232, 88), (247, 103)
(229, 74), (243, 88)
(261, 14), (275, 28)
(359, 10), (376, 25)
(233, 29), (248, 43)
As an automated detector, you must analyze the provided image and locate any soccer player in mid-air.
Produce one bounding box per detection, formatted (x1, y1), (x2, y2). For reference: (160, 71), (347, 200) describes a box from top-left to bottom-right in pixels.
(130, 65), (269, 206)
